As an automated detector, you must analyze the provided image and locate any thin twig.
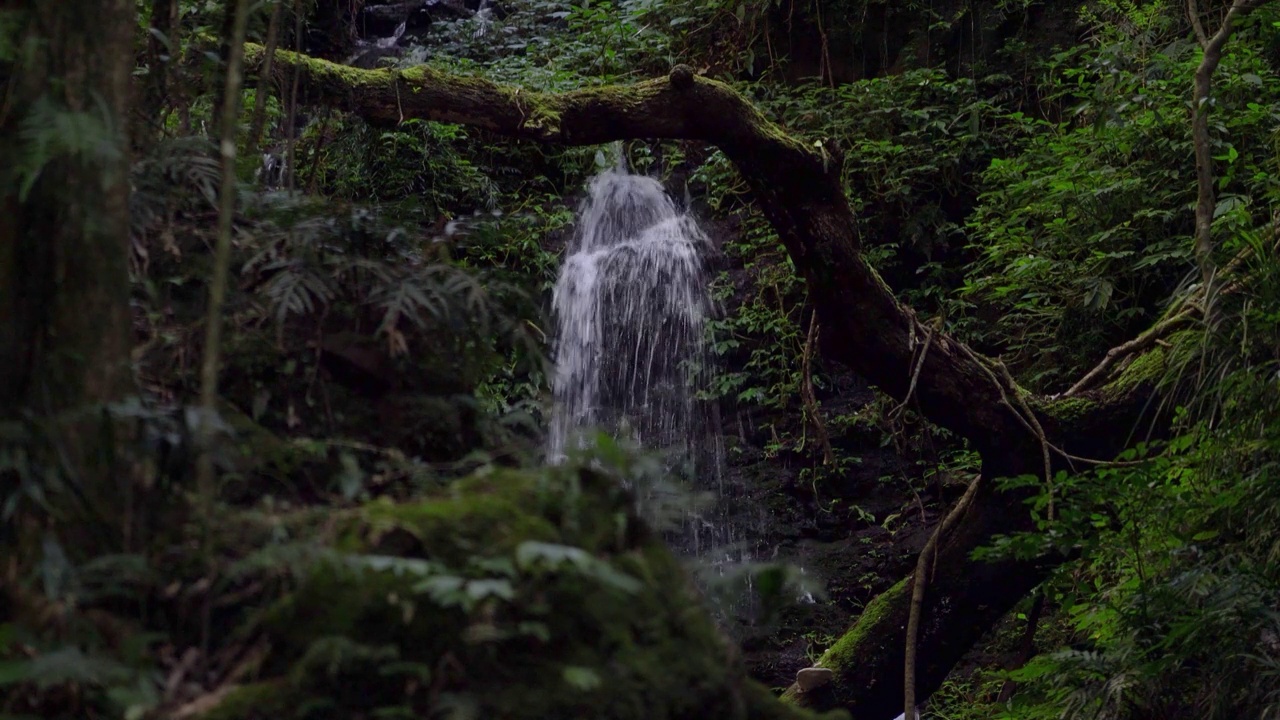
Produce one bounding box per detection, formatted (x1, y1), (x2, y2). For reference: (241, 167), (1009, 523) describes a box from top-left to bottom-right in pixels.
(959, 342), (1140, 470)
(891, 316), (938, 421)
(248, 0), (286, 154)
(1065, 306), (1197, 396)
(1191, 0), (1265, 288)
(801, 310), (834, 465)
(286, 0), (303, 191)
(1187, 0), (1209, 47)
(993, 359), (1055, 519)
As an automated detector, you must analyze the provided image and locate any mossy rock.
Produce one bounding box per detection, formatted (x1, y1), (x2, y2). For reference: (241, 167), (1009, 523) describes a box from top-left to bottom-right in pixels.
(205, 465), (845, 720)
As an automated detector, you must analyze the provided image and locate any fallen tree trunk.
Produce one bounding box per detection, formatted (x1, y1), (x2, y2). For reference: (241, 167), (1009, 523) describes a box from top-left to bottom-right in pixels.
(781, 349), (1165, 716)
(241, 47), (1164, 719)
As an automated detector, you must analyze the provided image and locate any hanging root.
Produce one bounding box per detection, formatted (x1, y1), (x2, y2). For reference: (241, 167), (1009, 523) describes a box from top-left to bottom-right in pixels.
(903, 473), (983, 720)
(890, 316), (939, 422)
(801, 310), (835, 465)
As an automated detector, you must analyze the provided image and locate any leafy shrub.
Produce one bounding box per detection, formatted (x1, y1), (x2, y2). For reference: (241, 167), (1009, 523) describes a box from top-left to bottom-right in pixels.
(960, 5), (1280, 389)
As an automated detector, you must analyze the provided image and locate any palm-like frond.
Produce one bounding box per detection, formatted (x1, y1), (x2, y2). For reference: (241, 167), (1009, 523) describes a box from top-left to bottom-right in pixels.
(220, 196), (548, 403)
(261, 259), (338, 328)
(127, 136), (223, 276)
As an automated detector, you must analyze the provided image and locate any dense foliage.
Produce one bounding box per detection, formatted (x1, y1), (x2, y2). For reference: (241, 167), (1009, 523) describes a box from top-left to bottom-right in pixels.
(4, 0), (1280, 718)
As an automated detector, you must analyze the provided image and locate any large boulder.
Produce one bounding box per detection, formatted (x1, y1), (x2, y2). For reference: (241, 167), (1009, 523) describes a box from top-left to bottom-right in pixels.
(202, 464), (846, 720)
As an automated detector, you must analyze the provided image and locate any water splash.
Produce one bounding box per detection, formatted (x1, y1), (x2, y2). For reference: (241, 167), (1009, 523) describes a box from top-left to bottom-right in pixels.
(375, 20), (408, 49)
(472, 0), (493, 37)
(547, 158), (737, 560)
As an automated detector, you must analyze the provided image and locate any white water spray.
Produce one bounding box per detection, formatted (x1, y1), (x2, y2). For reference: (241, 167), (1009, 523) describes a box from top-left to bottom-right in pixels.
(547, 157), (738, 559)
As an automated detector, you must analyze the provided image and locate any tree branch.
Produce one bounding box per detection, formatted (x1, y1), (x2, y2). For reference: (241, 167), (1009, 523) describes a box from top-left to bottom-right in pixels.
(1064, 306), (1195, 397)
(905, 475), (983, 720)
(1191, 0), (1265, 287)
(1188, 0), (1209, 47)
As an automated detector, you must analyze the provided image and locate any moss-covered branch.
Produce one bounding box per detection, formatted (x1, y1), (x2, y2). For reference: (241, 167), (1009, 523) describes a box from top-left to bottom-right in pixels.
(244, 47), (815, 166)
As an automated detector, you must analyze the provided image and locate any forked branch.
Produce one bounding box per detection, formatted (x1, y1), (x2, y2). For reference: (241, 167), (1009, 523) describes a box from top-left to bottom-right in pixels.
(1189, 0), (1267, 287)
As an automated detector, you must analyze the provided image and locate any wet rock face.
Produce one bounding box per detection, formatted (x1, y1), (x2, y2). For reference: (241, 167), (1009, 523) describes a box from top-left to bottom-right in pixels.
(356, 0), (501, 38)
(348, 45), (403, 69)
(357, 1), (431, 37)
(350, 0), (508, 67)
(439, 0), (482, 13)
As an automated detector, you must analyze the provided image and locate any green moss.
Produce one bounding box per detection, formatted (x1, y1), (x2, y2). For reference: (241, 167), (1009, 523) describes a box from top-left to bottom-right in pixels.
(523, 99), (562, 133)
(817, 577), (909, 672)
(1036, 347), (1168, 424)
(1103, 346), (1166, 397)
(200, 681), (297, 720)
(299, 49), (386, 89)
(746, 679), (849, 720)
(1039, 395), (1098, 423)
(204, 465), (829, 720)
(355, 470), (560, 559)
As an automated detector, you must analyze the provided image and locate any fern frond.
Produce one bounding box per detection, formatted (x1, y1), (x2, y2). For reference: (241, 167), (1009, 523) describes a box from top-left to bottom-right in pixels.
(262, 260), (337, 327)
(15, 94), (121, 201)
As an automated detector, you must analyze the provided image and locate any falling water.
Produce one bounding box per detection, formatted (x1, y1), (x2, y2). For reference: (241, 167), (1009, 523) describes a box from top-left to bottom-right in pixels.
(375, 20), (408, 48)
(547, 157), (741, 563)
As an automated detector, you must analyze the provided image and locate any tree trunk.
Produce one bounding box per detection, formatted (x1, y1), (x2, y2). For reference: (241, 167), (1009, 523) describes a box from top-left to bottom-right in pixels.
(238, 48), (1166, 717)
(0, 1), (136, 476)
(1188, 0), (1264, 287)
(135, 0), (180, 148)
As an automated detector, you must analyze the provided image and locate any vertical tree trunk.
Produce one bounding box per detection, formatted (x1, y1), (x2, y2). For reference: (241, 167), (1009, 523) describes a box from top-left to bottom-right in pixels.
(135, 0), (180, 148)
(1188, 0), (1264, 287)
(0, 2), (135, 430)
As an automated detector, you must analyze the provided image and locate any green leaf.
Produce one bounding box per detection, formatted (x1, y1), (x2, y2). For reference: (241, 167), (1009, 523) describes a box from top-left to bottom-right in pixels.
(415, 574), (465, 600)
(336, 452), (364, 500)
(465, 578), (515, 601)
(515, 541), (590, 570)
(0, 659), (31, 686)
(562, 665), (602, 691)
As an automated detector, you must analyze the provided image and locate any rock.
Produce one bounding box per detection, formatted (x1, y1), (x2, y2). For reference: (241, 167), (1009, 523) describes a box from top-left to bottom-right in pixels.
(357, 1), (423, 37)
(354, 0), (508, 42)
(348, 45), (404, 69)
(795, 666), (835, 692)
(669, 63), (695, 89)
(200, 467), (845, 720)
(426, 0), (474, 19)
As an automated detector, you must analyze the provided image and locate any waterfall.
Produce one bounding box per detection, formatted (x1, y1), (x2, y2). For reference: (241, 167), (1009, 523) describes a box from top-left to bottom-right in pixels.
(375, 20), (408, 48)
(547, 158), (739, 562)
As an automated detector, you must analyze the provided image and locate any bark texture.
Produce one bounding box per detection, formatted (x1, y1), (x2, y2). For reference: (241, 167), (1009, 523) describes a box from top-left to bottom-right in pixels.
(136, 0), (180, 147)
(0, 0), (136, 417)
(241, 48), (1162, 719)
(0, 0), (137, 558)
(1189, 0), (1264, 286)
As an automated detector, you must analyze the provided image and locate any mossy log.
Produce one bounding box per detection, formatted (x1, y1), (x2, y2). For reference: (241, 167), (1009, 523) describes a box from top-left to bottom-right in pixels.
(198, 465), (844, 720)
(241, 47), (1163, 718)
